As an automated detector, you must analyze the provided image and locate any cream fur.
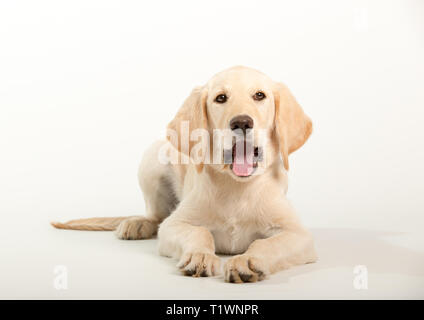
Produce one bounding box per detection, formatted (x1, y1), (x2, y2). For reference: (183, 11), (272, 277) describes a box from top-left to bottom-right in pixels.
(52, 66), (317, 283)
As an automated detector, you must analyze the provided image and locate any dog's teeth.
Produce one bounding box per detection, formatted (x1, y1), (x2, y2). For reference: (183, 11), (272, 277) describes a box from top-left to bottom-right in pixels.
(256, 147), (264, 162)
(223, 149), (233, 164)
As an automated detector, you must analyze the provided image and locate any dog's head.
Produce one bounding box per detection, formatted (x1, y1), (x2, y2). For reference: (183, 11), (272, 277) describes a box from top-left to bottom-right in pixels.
(166, 66), (312, 181)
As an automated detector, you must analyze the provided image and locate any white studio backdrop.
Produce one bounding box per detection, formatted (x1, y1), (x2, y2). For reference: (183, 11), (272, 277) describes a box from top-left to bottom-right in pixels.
(0, 0), (423, 240)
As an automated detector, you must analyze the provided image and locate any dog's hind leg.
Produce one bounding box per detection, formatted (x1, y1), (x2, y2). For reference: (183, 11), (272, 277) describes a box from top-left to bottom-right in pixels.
(51, 141), (179, 239)
(115, 216), (158, 240)
(115, 141), (180, 240)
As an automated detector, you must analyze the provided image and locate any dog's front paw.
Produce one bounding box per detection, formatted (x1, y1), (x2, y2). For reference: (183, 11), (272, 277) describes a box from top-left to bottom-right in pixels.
(224, 255), (269, 283)
(115, 217), (157, 240)
(177, 252), (221, 277)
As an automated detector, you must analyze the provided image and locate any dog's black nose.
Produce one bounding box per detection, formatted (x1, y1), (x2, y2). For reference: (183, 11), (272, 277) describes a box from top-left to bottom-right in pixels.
(230, 115), (254, 133)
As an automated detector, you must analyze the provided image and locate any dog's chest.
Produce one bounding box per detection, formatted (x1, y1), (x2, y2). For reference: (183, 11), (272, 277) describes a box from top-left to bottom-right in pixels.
(210, 215), (264, 255)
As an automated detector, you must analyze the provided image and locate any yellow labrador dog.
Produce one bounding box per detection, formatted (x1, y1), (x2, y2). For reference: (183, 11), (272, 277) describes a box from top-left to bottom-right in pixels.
(52, 66), (317, 283)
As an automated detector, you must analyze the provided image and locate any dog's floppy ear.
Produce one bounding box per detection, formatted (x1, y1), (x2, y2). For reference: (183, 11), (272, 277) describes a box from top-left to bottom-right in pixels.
(167, 86), (209, 172)
(273, 82), (312, 171)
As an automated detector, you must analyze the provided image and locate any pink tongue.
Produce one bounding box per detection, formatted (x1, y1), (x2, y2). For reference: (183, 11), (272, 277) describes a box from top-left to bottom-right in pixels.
(232, 149), (254, 177)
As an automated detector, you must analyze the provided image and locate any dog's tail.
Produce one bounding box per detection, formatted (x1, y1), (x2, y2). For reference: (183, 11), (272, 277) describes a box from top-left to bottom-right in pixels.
(50, 216), (132, 231)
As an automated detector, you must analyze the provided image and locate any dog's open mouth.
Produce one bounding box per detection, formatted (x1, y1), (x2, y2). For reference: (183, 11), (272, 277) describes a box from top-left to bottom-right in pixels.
(224, 142), (263, 177)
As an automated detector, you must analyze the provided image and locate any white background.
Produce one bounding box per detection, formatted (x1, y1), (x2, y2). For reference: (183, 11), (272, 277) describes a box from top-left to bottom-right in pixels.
(0, 0), (423, 299)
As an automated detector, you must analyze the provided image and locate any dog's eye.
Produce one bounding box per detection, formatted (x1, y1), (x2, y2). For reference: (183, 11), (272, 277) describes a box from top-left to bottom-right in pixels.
(253, 91), (266, 101)
(215, 94), (227, 104)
